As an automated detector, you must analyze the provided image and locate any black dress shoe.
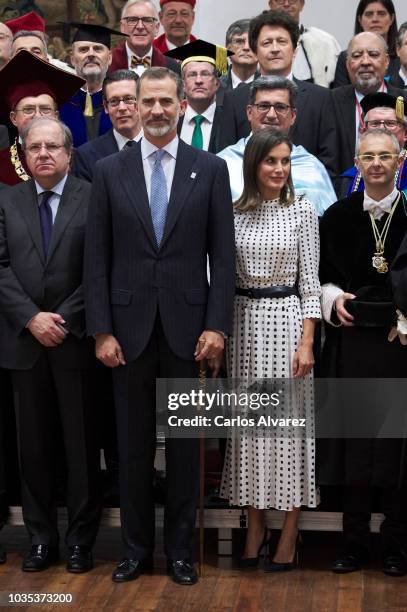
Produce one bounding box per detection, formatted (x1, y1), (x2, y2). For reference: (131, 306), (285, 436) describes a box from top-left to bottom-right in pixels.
(0, 544), (6, 564)
(112, 558), (154, 582)
(383, 553), (407, 577)
(66, 545), (93, 573)
(167, 560), (198, 585)
(22, 545), (59, 572)
(332, 551), (367, 574)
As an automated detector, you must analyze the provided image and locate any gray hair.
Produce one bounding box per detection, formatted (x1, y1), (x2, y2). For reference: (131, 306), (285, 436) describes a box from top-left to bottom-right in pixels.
(365, 106), (407, 128)
(21, 117), (73, 152)
(249, 76), (298, 108)
(356, 127), (400, 155)
(121, 0), (158, 19)
(347, 31), (388, 55)
(397, 22), (407, 48)
(136, 66), (184, 101)
(12, 30), (48, 55)
(225, 19), (251, 46)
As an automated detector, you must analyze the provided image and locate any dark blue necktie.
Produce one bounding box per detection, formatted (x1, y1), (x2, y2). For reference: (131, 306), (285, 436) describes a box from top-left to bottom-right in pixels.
(39, 191), (54, 256)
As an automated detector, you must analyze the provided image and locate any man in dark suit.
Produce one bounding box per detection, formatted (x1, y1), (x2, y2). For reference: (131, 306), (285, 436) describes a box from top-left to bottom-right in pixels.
(389, 22), (407, 90)
(84, 67), (235, 585)
(218, 10), (336, 176)
(331, 32), (407, 182)
(165, 40), (230, 153)
(109, 0), (180, 75)
(0, 117), (102, 573)
(221, 19), (258, 92)
(75, 70), (142, 182)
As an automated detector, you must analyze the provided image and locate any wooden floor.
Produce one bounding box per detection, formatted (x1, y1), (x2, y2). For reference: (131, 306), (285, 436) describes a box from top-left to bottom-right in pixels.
(0, 526), (407, 611)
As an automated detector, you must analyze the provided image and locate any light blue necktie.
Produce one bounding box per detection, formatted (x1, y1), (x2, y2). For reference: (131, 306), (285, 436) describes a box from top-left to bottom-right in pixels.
(150, 149), (168, 246)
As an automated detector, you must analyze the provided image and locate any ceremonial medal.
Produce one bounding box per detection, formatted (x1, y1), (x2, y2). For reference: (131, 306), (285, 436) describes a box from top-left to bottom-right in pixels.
(372, 252), (388, 274)
(368, 192), (401, 274)
(10, 139), (30, 182)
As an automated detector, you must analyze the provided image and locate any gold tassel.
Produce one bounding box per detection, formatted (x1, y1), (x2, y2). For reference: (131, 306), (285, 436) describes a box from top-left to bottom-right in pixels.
(396, 96), (405, 123)
(84, 91), (93, 118)
(215, 45), (228, 76)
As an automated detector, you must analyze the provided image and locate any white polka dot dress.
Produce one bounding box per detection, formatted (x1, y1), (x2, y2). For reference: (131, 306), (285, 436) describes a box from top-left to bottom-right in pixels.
(220, 197), (321, 510)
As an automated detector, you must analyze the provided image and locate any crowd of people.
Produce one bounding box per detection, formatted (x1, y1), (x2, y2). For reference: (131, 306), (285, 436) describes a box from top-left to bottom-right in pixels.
(0, 0), (407, 587)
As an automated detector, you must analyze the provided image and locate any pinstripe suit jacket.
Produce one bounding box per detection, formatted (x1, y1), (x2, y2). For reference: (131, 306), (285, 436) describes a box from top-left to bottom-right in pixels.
(84, 138), (235, 362)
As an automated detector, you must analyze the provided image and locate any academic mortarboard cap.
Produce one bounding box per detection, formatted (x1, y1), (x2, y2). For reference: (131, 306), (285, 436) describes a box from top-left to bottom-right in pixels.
(5, 10), (45, 34)
(164, 39), (233, 76)
(65, 22), (127, 49)
(0, 49), (85, 122)
(361, 92), (406, 122)
(160, 0), (196, 6)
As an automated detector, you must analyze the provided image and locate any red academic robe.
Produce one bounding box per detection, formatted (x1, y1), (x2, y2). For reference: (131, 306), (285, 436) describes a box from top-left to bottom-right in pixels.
(0, 143), (31, 186)
(153, 33), (197, 54)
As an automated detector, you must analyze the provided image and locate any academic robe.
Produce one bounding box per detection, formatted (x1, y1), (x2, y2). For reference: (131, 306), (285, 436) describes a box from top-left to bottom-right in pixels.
(153, 33), (196, 54)
(0, 143), (31, 186)
(318, 191), (407, 487)
(59, 90), (112, 148)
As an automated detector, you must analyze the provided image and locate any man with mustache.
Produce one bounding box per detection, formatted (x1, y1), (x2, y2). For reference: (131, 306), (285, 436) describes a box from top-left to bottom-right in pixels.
(331, 31), (406, 184)
(84, 66), (234, 585)
(59, 23), (126, 148)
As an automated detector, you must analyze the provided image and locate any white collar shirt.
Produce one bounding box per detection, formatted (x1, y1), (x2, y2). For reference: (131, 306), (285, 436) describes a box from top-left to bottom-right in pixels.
(126, 41), (153, 77)
(113, 128), (143, 150)
(141, 134), (179, 202)
(35, 174), (68, 223)
(179, 100), (216, 151)
(363, 187), (399, 220)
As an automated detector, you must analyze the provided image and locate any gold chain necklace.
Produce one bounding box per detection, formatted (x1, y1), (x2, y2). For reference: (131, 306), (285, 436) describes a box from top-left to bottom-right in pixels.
(10, 138), (30, 181)
(369, 192), (401, 273)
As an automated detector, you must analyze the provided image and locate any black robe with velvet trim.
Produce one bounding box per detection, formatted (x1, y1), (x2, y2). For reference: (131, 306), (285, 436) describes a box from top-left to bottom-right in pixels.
(317, 191), (407, 487)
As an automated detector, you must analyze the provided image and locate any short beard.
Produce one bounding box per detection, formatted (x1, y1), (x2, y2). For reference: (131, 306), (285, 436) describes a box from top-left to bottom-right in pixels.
(144, 117), (177, 138)
(354, 74), (381, 94)
(80, 65), (106, 85)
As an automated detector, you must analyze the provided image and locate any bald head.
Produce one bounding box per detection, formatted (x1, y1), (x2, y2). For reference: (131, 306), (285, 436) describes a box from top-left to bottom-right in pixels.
(0, 22), (12, 68)
(346, 31), (389, 95)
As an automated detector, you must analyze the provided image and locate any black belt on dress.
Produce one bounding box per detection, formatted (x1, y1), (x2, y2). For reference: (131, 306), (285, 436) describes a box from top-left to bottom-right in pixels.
(235, 285), (299, 299)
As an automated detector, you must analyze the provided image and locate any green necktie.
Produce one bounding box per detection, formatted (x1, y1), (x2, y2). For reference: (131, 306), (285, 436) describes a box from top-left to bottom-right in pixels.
(191, 115), (205, 149)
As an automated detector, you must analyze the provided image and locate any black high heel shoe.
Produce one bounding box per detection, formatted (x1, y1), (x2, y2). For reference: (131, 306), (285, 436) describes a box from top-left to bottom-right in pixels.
(237, 529), (272, 570)
(264, 532), (302, 573)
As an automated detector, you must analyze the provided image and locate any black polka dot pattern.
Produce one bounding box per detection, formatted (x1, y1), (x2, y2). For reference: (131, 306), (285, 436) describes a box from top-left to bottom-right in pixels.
(220, 197), (321, 510)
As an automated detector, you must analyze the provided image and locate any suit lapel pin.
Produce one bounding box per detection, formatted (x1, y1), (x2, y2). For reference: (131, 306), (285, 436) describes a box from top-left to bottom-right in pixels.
(190, 172), (197, 179)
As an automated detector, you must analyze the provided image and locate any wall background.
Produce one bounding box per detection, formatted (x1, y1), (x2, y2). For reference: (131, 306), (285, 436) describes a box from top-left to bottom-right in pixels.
(193, 0), (407, 49)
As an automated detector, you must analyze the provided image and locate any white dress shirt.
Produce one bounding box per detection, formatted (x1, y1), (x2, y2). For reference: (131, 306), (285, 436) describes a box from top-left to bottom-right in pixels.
(180, 101), (216, 151)
(230, 69), (255, 89)
(35, 174), (68, 224)
(126, 42), (153, 77)
(141, 135), (179, 202)
(363, 186), (399, 220)
(113, 128), (143, 150)
(399, 68), (407, 87)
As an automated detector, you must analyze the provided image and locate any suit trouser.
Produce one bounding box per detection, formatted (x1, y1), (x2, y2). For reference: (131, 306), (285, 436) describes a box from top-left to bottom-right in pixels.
(113, 316), (200, 561)
(0, 369), (10, 530)
(343, 485), (407, 555)
(11, 351), (102, 547)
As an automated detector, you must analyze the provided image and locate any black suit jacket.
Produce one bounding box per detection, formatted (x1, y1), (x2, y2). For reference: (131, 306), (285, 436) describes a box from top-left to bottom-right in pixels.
(74, 129), (119, 182)
(84, 138), (235, 362)
(331, 84), (407, 177)
(0, 175), (95, 370)
(177, 89), (225, 154)
(218, 77), (337, 175)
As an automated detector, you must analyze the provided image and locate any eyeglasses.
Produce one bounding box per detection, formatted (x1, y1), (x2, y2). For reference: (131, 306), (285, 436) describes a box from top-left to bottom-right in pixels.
(271, 0), (300, 5)
(364, 119), (402, 130)
(357, 153), (399, 164)
(184, 71), (216, 80)
(26, 143), (64, 155)
(250, 102), (292, 116)
(121, 16), (157, 26)
(230, 36), (248, 47)
(106, 95), (137, 108)
(14, 105), (55, 117)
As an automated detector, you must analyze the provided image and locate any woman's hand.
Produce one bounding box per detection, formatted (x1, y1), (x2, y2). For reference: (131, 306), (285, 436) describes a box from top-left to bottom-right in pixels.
(292, 342), (314, 378)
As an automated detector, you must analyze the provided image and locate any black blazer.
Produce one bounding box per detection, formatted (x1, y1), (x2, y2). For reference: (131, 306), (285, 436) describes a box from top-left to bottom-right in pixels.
(331, 83), (407, 177)
(84, 138), (235, 362)
(333, 51), (400, 88)
(177, 89), (225, 154)
(218, 77), (337, 176)
(74, 129), (119, 182)
(0, 175), (95, 370)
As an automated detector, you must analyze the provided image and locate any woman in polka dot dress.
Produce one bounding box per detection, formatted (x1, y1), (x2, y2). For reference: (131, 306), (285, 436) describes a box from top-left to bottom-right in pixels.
(220, 128), (321, 571)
